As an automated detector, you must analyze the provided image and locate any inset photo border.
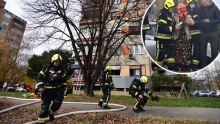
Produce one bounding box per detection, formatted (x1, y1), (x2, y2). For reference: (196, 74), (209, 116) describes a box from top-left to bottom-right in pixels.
(142, 0), (220, 74)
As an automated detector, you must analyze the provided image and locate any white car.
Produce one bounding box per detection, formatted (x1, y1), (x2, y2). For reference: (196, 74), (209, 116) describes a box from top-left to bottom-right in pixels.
(144, 22), (213, 66)
(15, 87), (27, 92)
(210, 90), (220, 98)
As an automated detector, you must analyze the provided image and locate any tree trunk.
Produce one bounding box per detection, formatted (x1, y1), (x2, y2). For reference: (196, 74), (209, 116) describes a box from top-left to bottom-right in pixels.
(83, 71), (95, 97)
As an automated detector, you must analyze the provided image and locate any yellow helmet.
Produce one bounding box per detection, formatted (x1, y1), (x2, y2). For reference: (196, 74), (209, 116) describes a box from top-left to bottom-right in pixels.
(140, 76), (148, 83)
(51, 54), (62, 63)
(186, 0), (197, 6)
(106, 65), (111, 71)
(164, 0), (175, 9)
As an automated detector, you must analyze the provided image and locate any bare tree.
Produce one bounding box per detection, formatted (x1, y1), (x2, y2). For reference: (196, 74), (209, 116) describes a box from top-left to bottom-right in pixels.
(201, 67), (215, 91)
(213, 61), (220, 89)
(21, 0), (148, 96)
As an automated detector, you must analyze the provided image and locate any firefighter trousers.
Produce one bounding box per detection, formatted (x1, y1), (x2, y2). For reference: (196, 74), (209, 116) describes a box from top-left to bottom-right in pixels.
(100, 85), (111, 106)
(132, 95), (148, 109)
(155, 39), (176, 66)
(190, 34), (200, 66)
(38, 88), (64, 121)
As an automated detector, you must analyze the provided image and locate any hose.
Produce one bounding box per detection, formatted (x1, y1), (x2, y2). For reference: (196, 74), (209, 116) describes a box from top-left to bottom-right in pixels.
(0, 96), (127, 124)
(0, 100), (40, 114)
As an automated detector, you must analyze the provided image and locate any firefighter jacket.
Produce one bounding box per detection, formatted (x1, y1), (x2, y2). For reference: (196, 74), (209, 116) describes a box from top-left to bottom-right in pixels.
(187, 7), (201, 35)
(104, 70), (114, 87)
(36, 63), (67, 89)
(154, 8), (176, 40)
(131, 80), (153, 98)
(142, 14), (151, 31)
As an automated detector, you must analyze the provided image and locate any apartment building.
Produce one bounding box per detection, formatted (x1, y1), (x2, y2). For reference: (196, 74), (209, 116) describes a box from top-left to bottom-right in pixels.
(0, 0), (26, 49)
(72, 0), (154, 93)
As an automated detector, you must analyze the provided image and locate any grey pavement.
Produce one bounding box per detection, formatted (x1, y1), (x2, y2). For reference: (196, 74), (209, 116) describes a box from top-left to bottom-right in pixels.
(1, 97), (220, 123)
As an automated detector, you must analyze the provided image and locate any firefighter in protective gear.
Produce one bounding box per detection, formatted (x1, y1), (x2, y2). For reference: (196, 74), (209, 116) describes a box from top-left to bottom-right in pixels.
(142, 7), (152, 42)
(186, 0), (201, 71)
(98, 66), (115, 109)
(154, 0), (178, 70)
(130, 76), (160, 113)
(36, 54), (67, 124)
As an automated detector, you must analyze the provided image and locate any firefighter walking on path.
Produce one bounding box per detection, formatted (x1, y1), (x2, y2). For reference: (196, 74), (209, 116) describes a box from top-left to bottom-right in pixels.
(129, 76), (160, 113)
(35, 54), (67, 124)
(154, 0), (180, 70)
(98, 66), (115, 109)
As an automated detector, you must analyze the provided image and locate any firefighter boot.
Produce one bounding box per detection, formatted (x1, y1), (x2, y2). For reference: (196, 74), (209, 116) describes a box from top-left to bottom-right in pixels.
(192, 46), (200, 71)
(138, 107), (145, 111)
(48, 109), (55, 121)
(167, 43), (177, 70)
(186, 61), (192, 71)
(133, 108), (140, 113)
(102, 105), (111, 109)
(98, 101), (103, 108)
(48, 113), (54, 121)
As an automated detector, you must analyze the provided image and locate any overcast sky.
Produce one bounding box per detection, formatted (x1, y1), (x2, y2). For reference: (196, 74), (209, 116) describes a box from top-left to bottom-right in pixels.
(4, 0), (220, 60)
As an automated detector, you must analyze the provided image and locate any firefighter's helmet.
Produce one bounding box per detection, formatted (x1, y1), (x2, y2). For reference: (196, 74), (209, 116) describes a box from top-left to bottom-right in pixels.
(51, 54), (62, 63)
(186, 0), (197, 6)
(140, 76), (148, 83)
(164, 0), (175, 10)
(106, 66), (111, 71)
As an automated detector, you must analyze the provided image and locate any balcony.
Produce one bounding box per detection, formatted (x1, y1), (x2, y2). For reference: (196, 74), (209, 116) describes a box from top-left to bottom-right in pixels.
(79, 19), (101, 26)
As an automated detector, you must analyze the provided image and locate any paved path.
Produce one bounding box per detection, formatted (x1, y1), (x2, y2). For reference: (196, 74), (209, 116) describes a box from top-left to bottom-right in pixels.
(1, 96), (220, 123)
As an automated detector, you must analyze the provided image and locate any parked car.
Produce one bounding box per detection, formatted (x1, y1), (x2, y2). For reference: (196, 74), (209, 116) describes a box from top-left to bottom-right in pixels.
(192, 90), (200, 96)
(15, 87), (27, 92)
(6, 87), (15, 92)
(210, 90), (220, 98)
(144, 22), (212, 66)
(196, 90), (210, 97)
(208, 91), (216, 97)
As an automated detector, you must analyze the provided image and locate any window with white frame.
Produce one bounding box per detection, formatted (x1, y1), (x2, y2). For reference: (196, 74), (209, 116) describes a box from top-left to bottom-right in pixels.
(113, 0), (120, 4)
(85, 46), (97, 55)
(130, 69), (140, 76)
(108, 47), (121, 56)
(129, 45), (144, 54)
(5, 13), (11, 19)
(81, 28), (99, 37)
(107, 28), (121, 37)
(111, 12), (121, 20)
(2, 20), (9, 26)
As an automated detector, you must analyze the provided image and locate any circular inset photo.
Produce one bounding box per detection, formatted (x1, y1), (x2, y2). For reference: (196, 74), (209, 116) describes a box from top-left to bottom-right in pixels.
(142, 0), (220, 73)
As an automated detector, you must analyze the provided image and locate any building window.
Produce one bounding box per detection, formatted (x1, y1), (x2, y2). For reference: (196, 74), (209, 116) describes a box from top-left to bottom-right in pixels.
(85, 46), (97, 55)
(1, 28), (6, 32)
(129, 45), (144, 54)
(5, 13), (11, 18)
(107, 28), (121, 37)
(81, 28), (99, 37)
(108, 47), (121, 56)
(130, 69), (140, 76)
(111, 70), (120, 75)
(2, 20), (9, 26)
(113, 0), (120, 4)
(111, 12), (121, 20)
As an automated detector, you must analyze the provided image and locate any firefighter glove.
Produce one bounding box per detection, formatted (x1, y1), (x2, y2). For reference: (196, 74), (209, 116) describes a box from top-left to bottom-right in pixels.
(151, 96), (160, 102)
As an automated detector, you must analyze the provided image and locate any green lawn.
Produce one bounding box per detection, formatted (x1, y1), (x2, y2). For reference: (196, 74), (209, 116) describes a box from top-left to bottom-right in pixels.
(1, 92), (220, 108)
